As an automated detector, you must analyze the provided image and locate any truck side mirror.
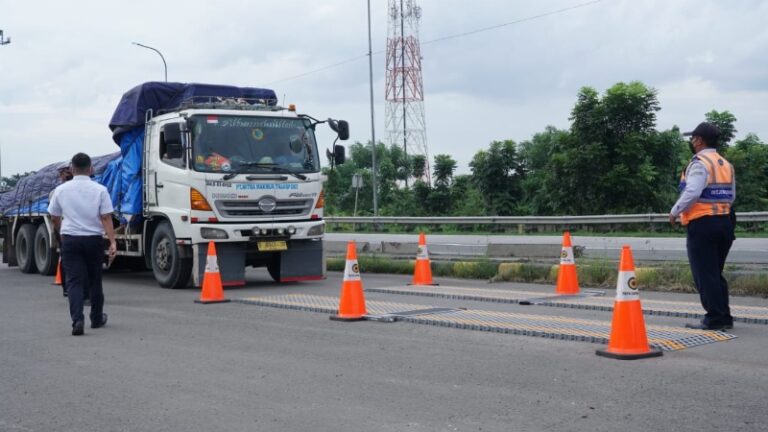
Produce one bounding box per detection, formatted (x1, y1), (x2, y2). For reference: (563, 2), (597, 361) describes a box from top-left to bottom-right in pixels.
(334, 145), (346, 165)
(336, 120), (349, 141)
(166, 143), (184, 159)
(161, 123), (184, 159)
(328, 119), (350, 141)
(162, 123), (182, 145)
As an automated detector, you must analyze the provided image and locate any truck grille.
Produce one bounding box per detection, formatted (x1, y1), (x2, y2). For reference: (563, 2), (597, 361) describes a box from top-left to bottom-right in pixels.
(215, 199), (313, 217)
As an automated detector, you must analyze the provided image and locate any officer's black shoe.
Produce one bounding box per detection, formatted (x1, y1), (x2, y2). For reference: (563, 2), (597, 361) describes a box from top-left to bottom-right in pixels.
(685, 322), (728, 331)
(63, 288), (68, 297)
(72, 320), (84, 336)
(91, 313), (108, 329)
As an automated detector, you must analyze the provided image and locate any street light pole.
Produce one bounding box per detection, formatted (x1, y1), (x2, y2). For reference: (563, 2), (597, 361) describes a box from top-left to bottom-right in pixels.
(367, 0), (379, 216)
(0, 29), (11, 45)
(132, 42), (167, 82)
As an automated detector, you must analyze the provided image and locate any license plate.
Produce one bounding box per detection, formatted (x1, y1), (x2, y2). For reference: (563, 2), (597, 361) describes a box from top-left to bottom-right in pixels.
(257, 240), (287, 251)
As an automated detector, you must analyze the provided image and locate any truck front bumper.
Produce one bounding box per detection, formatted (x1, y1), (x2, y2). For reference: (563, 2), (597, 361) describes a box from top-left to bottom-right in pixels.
(186, 219), (324, 244)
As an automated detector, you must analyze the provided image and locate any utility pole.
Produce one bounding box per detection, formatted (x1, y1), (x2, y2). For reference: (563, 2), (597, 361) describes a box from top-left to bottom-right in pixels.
(0, 29), (11, 45)
(367, 0), (379, 215)
(0, 144), (5, 191)
(1, 31), (10, 190)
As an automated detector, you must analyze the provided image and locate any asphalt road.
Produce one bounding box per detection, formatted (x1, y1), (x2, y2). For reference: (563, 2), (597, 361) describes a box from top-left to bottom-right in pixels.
(2, 263), (768, 432)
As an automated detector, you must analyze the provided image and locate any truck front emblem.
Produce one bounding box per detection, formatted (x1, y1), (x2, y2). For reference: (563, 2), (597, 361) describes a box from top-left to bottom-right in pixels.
(258, 197), (277, 213)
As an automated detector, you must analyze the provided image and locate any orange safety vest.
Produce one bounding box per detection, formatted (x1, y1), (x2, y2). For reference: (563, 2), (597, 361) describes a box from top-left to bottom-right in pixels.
(678, 151), (735, 225)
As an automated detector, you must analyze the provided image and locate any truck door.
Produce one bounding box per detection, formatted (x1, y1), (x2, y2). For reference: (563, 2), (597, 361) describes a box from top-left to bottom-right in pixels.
(144, 123), (158, 208)
(154, 121), (192, 214)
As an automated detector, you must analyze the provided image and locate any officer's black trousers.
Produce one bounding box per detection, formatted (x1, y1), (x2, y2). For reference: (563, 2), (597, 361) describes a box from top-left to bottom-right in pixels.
(61, 235), (105, 325)
(686, 215), (734, 326)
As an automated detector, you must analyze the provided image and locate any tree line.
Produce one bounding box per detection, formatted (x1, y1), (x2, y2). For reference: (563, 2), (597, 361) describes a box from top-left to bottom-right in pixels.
(324, 81), (768, 216)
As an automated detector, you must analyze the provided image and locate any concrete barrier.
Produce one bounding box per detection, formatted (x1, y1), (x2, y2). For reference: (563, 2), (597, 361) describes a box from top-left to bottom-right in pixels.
(487, 243), (561, 259)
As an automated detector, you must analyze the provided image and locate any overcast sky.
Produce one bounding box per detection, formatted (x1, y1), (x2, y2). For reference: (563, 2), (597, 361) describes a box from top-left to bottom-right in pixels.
(1, 0), (766, 177)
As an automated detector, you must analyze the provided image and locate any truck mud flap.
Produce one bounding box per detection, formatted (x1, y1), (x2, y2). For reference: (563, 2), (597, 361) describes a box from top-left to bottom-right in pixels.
(277, 240), (324, 282)
(194, 242), (246, 287)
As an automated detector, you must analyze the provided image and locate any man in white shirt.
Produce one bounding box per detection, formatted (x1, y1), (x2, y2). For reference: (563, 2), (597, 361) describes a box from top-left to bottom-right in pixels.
(48, 153), (117, 336)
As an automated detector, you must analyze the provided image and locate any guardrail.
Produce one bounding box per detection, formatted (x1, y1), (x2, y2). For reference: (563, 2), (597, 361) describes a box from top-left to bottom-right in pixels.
(326, 212), (768, 230)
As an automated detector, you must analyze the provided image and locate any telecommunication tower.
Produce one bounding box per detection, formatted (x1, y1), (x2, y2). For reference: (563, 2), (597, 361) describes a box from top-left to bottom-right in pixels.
(385, 0), (429, 185)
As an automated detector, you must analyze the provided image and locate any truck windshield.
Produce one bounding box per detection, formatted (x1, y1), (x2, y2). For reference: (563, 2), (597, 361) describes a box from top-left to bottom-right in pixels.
(189, 115), (320, 174)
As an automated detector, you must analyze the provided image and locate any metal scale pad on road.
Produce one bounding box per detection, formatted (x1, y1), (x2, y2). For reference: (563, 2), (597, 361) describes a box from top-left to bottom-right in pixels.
(368, 285), (768, 325)
(234, 294), (736, 351)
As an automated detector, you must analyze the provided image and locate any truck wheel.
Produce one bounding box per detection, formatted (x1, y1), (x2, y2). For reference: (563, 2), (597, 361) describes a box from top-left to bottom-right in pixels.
(267, 256), (281, 282)
(34, 224), (59, 276)
(15, 224), (38, 274)
(151, 221), (192, 289)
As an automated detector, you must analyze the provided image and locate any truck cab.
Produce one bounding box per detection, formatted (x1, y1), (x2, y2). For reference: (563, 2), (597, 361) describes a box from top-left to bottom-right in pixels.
(139, 96), (348, 288)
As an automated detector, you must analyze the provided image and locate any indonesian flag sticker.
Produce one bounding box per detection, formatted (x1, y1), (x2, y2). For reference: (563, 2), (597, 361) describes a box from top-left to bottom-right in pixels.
(207, 116), (219, 124)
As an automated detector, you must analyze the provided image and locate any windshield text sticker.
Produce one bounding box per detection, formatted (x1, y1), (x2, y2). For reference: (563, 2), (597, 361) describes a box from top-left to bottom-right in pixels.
(217, 118), (300, 130)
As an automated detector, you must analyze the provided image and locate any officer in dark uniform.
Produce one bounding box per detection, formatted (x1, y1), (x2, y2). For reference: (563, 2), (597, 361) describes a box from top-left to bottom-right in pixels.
(669, 122), (736, 330)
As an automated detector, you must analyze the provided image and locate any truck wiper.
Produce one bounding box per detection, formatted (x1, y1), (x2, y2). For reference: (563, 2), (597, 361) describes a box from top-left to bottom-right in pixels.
(268, 166), (308, 181)
(221, 162), (276, 180)
(231, 162), (308, 181)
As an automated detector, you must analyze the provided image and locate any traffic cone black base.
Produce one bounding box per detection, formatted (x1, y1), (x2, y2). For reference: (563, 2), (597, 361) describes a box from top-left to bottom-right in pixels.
(194, 299), (231, 304)
(595, 348), (663, 360)
(329, 315), (366, 322)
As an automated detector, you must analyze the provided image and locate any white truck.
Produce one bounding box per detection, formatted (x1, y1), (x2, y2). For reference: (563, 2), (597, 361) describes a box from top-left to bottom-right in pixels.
(0, 82), (348, 288)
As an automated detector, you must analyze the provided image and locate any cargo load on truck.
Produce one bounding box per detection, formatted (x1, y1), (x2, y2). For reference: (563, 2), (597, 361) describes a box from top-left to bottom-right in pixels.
(0, 153), (120, 217)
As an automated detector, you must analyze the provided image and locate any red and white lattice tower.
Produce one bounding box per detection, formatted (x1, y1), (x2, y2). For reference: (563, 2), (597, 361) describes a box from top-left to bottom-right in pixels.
(385, 0), (429, 184)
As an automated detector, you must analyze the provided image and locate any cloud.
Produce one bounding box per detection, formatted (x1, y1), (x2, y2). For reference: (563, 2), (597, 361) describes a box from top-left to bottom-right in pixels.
(0, 0), (767, 177)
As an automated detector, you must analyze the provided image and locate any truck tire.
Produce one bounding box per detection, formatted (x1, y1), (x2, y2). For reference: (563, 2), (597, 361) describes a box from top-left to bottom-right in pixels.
(34, 224), (59, 276)
(151, 221), (192, 289)
(15, 224), (38, 274)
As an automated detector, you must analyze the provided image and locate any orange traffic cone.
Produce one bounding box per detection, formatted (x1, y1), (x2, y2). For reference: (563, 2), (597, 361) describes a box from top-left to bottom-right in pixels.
(596, 246), (662, 360)
(555, 232), (580, 295)
(194, 242), (230, 304)
(53, 258), (63, 285)
(410, 232), (437, 286)
(330, 241), (367, 321)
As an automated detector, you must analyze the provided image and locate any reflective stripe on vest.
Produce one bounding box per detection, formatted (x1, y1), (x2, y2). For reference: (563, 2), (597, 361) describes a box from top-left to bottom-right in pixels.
(678, 152), (734, 225)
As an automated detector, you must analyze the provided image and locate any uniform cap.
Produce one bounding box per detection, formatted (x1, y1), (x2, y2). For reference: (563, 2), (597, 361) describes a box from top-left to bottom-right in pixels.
(683, 122), (720, 141)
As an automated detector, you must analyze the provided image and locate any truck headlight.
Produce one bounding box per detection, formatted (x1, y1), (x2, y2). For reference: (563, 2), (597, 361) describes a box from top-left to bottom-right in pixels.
(201, 227), (229, 239)
(307, 224), (323, 236)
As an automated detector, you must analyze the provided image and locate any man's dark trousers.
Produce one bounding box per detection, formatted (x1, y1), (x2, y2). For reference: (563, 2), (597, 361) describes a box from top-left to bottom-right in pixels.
(686, 215), (734, 327)
(61, 235), (104, 325)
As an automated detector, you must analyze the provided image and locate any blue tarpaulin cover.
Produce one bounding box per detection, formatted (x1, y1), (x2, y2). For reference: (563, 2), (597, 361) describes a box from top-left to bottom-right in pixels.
(109, 82), (278, 143)
(0, 153), (121, 216)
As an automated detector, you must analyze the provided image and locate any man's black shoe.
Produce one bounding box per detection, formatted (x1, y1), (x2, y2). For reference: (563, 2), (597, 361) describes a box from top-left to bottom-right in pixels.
(91, 313), (107, 329)
(685, 322), (728, 331)
(72, 320), (84, 336)
(63, 289), (68, 297)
